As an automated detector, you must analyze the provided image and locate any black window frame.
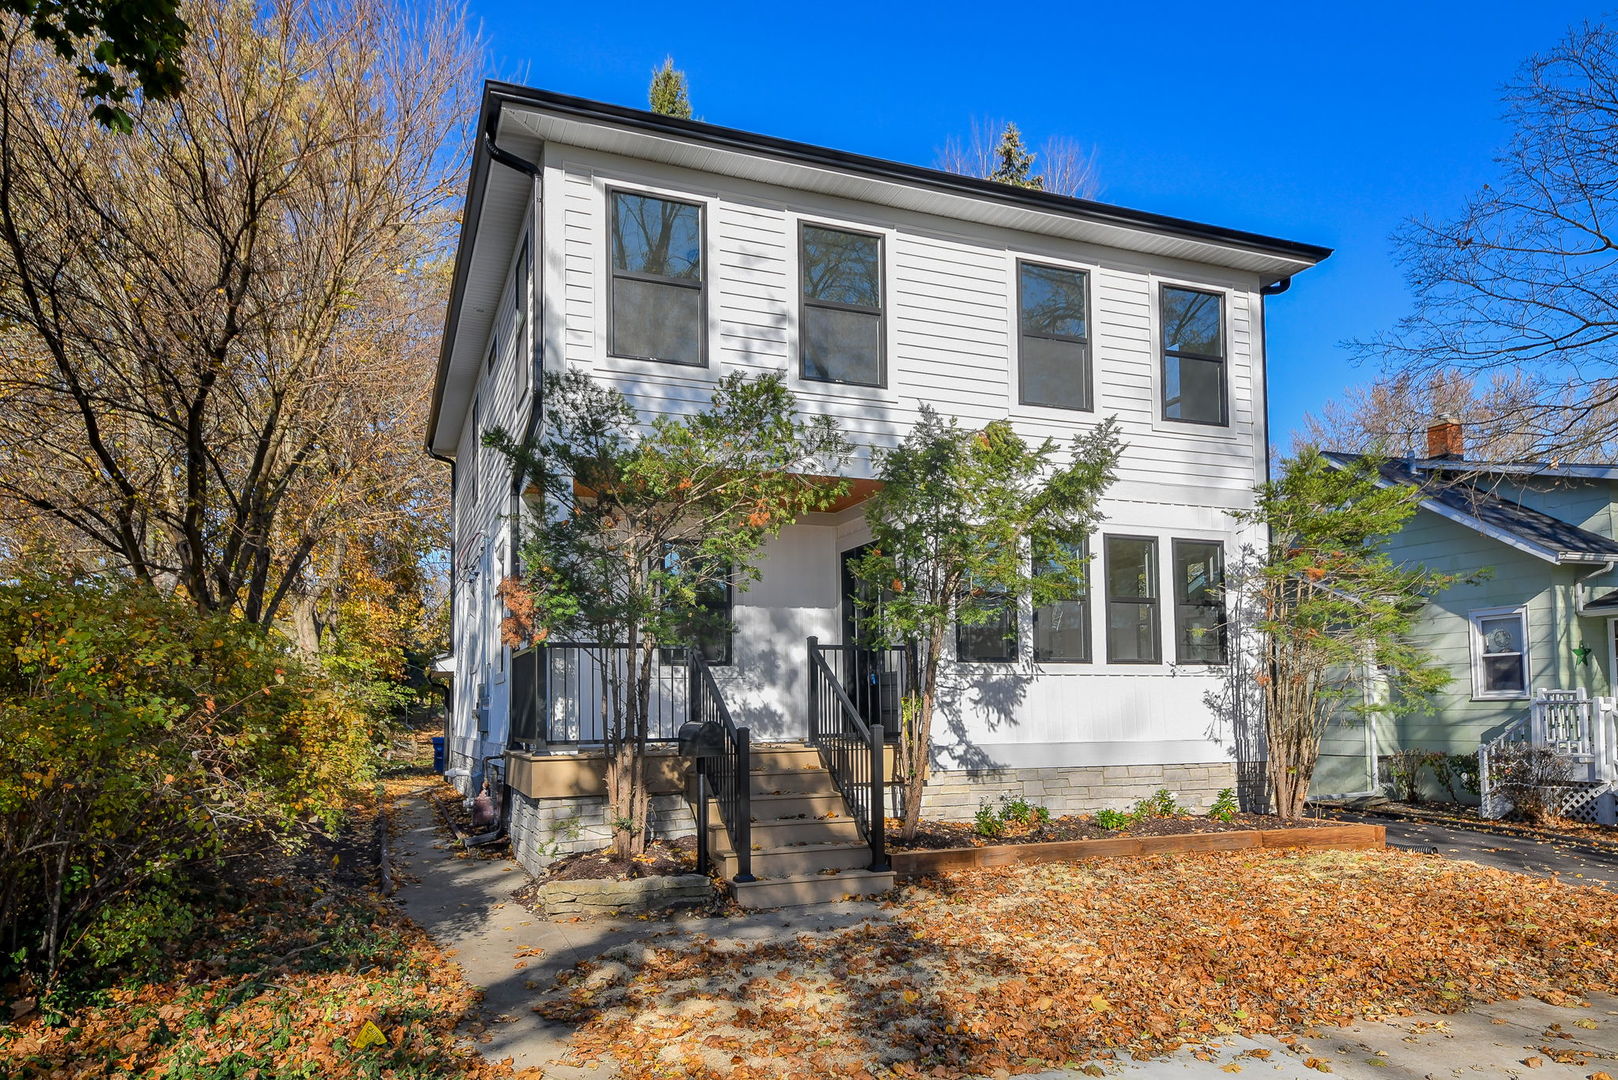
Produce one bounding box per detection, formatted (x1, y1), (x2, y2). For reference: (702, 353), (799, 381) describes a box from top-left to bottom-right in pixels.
(608, 187), (707, 367)
(1105, 534), (1161, 665)
(955, 591), (1018, 664)
(1159, 284), (1228, 427)
(1032, 540), (1091, 664)
(1171, 539), (1227, 665)
(658, 542), (734, 667)
(798, 221), (886, 389)
(1017, 260), (1093, 413)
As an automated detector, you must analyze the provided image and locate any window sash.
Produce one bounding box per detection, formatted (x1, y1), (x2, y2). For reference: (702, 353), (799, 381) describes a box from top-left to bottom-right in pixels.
(1105, 536), (1161, 664)
(1160, 285), (1227, 426)
(1471, 610), (1528, 698)
(1033, 543), (1090, 663)
(659, 544), (733, 667)
(610, 191), (705, 365)
(1172, 540), (1227, 665)
(956, 596), (1018, 663)
(800, 223), (884, 386)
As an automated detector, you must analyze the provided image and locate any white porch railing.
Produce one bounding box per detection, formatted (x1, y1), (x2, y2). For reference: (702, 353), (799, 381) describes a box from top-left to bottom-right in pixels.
(1478, 687), (1618, 819)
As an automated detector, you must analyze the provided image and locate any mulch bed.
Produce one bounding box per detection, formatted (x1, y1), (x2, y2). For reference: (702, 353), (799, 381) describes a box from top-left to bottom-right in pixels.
(893, 811), (1331, 851)
(534, 837), (699, 883)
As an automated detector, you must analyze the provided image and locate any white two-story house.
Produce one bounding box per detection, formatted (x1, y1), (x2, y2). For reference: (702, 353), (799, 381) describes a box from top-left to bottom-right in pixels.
(426, 82), (1330, 895)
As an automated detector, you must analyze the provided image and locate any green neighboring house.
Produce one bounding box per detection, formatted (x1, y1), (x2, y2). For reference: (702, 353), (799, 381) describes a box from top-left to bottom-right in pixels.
(1315, 428), (1618, 823)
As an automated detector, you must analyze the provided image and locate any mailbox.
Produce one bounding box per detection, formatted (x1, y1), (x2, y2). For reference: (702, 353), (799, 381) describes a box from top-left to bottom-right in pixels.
(677, 719), (727, 758)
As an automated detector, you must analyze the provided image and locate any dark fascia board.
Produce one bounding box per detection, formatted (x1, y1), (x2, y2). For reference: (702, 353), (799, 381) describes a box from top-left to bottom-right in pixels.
(485, 81), (1334, 265)
(426, 88), (502, 456)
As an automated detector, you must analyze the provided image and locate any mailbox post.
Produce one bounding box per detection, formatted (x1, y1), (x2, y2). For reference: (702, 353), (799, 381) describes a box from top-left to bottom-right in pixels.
(678, 720), (727, 876)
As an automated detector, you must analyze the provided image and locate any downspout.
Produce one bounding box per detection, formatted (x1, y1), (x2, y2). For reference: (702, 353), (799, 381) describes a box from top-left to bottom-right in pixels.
(1254, 276), (1293, 803)
(1574, 560), (1616, 617)
(476, 103), (542, 835)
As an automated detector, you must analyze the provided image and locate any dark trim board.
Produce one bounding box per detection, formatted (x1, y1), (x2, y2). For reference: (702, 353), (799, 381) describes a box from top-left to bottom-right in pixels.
(483, 82), (1334, 264)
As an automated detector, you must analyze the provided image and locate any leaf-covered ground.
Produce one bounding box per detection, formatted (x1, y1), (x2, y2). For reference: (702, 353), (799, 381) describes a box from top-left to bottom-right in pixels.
(0, 775), (520, 1080)
(538, 849), (1618, 1079)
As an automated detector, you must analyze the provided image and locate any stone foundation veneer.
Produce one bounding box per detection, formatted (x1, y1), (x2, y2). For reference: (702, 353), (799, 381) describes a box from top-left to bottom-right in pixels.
(919, 761), (1240, 821)
(527, 873), (714, 916)
(506, 789), (697, 875)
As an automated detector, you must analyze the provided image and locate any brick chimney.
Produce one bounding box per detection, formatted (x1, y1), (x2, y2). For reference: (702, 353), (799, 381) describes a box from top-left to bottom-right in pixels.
(1426, 414), (1464, 460)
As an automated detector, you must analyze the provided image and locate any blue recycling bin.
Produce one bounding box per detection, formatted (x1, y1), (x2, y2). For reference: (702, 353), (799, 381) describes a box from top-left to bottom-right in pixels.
(431, 736), (446, 773)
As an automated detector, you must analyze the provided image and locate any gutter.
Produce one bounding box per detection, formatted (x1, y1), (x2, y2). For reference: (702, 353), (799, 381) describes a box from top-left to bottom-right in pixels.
(484, 81), (1334, 267)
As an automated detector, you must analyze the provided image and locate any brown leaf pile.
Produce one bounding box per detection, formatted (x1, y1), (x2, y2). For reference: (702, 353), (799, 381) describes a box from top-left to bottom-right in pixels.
(538, 849), (1618, 1079)
(3, 874), (514, 1079)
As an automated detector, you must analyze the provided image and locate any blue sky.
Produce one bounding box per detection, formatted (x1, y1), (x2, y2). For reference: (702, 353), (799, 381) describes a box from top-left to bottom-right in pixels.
(469, 0), (1606, 443)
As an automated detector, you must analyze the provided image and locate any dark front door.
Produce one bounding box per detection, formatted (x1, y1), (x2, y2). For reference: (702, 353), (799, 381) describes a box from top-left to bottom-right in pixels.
(839, 545), (901, 736)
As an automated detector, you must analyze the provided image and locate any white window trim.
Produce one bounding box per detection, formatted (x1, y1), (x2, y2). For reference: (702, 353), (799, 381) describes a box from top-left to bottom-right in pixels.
(1469, 604), (1531, 701)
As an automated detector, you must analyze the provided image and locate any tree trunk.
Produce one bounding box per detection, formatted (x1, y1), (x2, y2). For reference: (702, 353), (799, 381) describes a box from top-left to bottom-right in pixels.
(898, 630), (943, 841)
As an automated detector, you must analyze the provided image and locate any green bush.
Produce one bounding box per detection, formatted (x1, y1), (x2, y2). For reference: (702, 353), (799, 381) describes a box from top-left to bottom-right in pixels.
(1093, 808), (1132, 830)
(1207, 788), (1239, 823)
(0, 577), (376, 981)
(972, 800), (1003, 838)
(1132, 789), (1187, 820)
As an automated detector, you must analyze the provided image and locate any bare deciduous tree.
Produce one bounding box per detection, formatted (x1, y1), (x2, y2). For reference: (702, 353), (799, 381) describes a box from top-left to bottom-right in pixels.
(1293, 368), (1618, 462)
(1356, 22), (1618, 461)
(0, 0), (472, 634)
(936, 117), (1101, 199)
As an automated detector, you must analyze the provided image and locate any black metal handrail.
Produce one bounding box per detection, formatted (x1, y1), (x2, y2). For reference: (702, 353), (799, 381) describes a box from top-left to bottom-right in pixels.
(688, 648), (753, 882)
(807, 636), (889, 873)
(509, 641), (691, 748)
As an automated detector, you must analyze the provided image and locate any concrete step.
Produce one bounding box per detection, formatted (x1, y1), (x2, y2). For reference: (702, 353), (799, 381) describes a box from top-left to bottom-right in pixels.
(731, 868), (897, 909)
(748, 744), (825, 772)
(718, 840), (874, 879)
(749, 768), (838, 797)
(749, 791), (846, 818)
(709, 815), (860, 848)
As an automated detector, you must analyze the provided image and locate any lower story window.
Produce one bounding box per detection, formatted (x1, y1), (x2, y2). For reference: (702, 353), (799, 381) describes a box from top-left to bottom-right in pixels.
(957, 595), (1017, 663)
(1105, 535), (1160, 663)
(1470, 607), (1528, 698)
(660, 543), (733, 666)
(1172, 539), (1226, 664)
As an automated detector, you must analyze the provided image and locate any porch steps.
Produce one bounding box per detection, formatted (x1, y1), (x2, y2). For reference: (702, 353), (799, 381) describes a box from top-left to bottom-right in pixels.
(700, 742), (896, 908)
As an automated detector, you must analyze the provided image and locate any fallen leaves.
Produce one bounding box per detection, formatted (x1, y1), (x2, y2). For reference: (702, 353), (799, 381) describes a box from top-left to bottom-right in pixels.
(2, 872), (508, 1079)
(530, 849), (1618, 1079)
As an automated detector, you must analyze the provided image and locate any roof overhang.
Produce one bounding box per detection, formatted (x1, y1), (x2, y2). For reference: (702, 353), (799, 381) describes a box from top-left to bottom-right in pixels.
(1323, 452), (1618, 567)
(428, 82), (1334, 457)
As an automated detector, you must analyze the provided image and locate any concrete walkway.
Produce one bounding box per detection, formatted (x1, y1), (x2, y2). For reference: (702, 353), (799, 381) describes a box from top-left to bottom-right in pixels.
(391, 782), (1618, 1078)
(388, 782), (887, 1076)
(1333, 809), (1618, 890)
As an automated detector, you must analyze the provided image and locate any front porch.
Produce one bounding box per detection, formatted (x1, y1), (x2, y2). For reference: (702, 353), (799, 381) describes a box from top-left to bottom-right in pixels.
(1479, 687), (1618, 823)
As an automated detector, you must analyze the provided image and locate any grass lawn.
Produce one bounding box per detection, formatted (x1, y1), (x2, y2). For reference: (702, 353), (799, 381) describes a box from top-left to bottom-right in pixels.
(539, 849), (1618, 1079)
(0, 778), (517, 1080)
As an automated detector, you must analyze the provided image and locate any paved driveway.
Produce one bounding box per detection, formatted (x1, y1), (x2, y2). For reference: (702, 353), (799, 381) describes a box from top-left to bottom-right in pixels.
(1333, 809), (1618, 890)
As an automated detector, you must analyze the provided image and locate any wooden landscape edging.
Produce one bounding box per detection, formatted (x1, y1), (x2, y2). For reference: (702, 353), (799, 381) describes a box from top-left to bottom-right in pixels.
(889, 823), (1385, 880)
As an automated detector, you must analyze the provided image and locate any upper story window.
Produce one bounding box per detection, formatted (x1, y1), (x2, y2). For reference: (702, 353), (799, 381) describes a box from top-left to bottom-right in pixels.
(610, 191), (704, 366)
(800, 223), (883, 387)
(1019, 262), (1091, 412)
(1105, 535), (1161, 664)
(1160, 285), (1226, 425)
(1172, 539), (1226, 664)
(1470, 607), (1529, 699)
